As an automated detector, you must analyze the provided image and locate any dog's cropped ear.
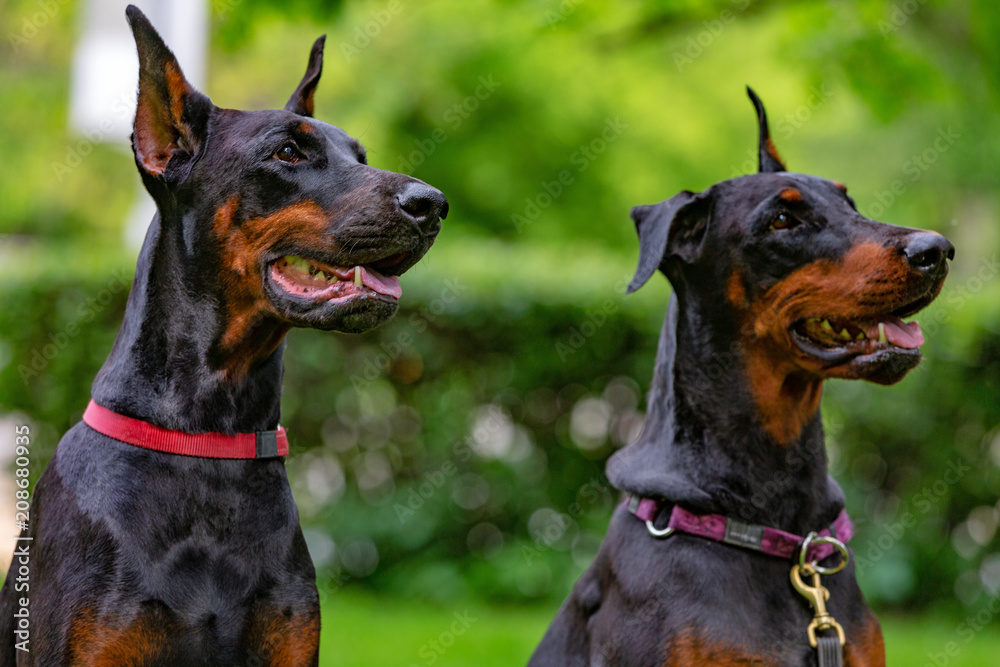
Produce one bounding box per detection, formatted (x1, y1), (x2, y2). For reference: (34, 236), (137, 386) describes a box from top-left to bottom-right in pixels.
(746, 86), (786, 173)
(127, 5), (212, 180)
(627, 190), (713, 293)
(285, 36), (326, 117)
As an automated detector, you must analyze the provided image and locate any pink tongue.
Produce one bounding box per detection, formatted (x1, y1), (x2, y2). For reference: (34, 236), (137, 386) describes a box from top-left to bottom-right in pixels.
(878, 316), (924, 349)
(357, 266), (401, 299)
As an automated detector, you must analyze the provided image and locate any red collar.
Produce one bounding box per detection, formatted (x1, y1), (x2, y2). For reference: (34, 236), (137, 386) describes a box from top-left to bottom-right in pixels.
(83, 400), (288, 459)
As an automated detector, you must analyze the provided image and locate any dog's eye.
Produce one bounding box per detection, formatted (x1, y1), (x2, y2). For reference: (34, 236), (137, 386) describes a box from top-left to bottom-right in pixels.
(769, 213), (799, 231)
(273, 144), (302, 164)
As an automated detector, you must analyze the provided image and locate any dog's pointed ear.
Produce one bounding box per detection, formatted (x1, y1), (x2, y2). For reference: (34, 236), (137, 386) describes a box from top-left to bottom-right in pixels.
(746, 86), (786, 173)
(127, 5), (212, 179)
(627, 190), (712, 293)
(285, 36), (326, 117)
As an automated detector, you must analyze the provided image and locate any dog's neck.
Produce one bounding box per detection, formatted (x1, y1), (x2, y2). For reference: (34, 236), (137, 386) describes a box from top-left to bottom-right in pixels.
(92, 214), (287, 435)
(607, 295), (844, 534)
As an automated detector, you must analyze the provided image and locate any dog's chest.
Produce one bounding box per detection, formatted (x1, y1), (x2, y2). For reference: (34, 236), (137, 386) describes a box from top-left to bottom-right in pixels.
(42, 425), (320, 664)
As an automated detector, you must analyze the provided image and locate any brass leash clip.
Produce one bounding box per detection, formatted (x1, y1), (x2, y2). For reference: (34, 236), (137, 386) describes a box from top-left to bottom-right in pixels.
(790, 531), (848, 649)
(790, 562), (846, 647)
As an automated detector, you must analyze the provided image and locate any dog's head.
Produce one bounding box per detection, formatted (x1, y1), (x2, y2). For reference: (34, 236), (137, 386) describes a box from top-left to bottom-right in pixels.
(629, 88), (953, 441)
(126, 5), (446, 340)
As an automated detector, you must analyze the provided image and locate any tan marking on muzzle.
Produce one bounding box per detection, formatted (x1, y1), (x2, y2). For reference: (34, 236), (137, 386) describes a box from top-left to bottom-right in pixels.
(211, 197), (333, 379)
(739, 241), (913, 444)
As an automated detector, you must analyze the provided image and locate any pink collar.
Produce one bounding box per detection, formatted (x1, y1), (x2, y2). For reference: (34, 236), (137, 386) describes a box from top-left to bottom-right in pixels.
(83, 400), (288, 459)
(626, 494), (853, 563)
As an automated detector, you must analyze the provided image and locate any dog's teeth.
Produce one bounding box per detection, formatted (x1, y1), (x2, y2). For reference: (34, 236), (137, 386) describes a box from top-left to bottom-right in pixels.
(878, 322), (888, 344)
(820, 319), (833, 332)
(355, 267), (363, 287)
(856, 331), (866, 341)
(838, 328), (852, 341)
(315, 271), (327, 281)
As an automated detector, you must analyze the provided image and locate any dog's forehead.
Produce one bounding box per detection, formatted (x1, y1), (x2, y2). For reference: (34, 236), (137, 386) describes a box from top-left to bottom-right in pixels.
(215, 108), (358, 148)
(711, 172), (847, 208)
(298, 117), (359, 147)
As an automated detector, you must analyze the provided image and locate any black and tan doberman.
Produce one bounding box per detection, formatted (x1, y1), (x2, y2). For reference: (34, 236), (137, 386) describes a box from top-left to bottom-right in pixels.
(0, 6), (446, 665)
(529, 88), (952, 666)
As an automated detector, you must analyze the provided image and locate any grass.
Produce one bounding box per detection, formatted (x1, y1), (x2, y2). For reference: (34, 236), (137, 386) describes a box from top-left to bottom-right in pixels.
(321, 593), (552, 667)
(879, 613), (1000, 667)
(321, 593), (1000, 666)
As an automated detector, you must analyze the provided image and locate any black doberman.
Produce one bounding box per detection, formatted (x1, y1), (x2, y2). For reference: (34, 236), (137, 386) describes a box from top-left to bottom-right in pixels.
(0, 6), (446, 666)
(529, 89), (952, 666)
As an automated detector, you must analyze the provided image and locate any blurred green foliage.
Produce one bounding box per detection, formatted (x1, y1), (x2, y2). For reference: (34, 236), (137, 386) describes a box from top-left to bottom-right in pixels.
(1, 0), (999, 623)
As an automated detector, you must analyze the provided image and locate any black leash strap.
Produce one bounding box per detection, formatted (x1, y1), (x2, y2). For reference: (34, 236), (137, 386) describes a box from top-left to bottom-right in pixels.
(816, 634), (842, 667)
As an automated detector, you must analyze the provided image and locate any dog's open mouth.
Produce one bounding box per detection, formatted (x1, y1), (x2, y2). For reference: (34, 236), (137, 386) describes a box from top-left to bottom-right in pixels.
(262, 248), (419, 333)
(785, 288), (939, 384)
(791, 315), (924, 360)
(787, 285), (938, 366)
(270, 254), (406, 302)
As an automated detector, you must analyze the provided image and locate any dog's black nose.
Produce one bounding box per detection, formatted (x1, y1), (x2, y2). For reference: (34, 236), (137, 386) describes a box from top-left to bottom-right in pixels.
(397, 182), (449, 224)
(903, 232), (954, 275)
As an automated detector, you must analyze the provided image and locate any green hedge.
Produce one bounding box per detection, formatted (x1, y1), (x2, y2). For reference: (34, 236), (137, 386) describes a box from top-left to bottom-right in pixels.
(2, 267), (999, 612)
